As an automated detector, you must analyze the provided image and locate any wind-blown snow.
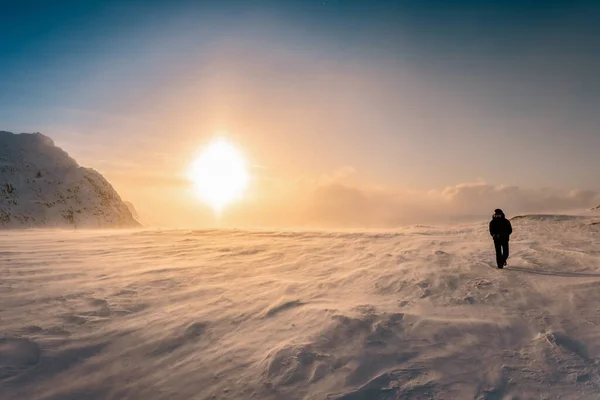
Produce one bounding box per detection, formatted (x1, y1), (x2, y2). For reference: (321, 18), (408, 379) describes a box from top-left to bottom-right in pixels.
(0, 131), (138, 228)
(1, 216), (600, 399)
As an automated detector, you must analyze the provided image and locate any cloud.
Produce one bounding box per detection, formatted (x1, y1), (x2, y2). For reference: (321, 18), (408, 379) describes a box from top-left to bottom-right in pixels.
(123, 163), (600, 229)
(301, 180), (600, 227)
(438, 184), (599, 215)
(317, 165), (357, 185)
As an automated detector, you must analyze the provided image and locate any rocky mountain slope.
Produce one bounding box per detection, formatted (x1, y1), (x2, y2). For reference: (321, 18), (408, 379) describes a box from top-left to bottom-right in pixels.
(0, 131), (139, 228)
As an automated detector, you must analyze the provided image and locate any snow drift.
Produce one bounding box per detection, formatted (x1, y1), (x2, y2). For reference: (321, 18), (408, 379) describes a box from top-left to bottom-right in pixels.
(0, 131), (139, 228)
(1, 215), (600, 399)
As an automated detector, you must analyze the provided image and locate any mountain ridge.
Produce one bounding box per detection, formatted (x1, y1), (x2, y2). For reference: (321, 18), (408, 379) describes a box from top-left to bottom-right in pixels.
(0, 131), (139, 228)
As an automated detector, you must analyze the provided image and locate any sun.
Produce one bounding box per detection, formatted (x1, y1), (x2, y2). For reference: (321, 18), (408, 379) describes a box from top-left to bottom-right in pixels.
(188, 138), (249, 213)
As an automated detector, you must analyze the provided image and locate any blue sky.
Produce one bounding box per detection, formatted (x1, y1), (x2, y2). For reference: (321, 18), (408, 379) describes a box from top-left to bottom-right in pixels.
(1, 0), (599, 225)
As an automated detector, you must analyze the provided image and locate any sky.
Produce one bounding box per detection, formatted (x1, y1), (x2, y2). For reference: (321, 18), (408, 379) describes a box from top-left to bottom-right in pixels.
(1, 0), (600, 227)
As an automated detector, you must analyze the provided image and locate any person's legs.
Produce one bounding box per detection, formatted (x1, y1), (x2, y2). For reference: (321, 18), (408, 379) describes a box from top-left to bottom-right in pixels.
(502, 240), (510, 264)
(494, 240), (503, 268)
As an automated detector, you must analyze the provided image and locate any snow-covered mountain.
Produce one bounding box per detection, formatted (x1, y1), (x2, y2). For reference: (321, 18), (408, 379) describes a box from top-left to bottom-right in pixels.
(0, 131), (139, 228)
(124, 201), (140, 221)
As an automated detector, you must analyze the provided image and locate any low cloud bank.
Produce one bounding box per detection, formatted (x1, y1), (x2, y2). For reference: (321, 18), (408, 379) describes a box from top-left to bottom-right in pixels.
(122, 167), (600, 228)
(220, 176), (600, 228)
(307, 182), (600, 227)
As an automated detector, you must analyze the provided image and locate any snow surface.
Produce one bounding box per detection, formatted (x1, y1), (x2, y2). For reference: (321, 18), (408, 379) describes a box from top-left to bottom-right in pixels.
(1, 215), (600, 399)
(0, 131), (139, 228)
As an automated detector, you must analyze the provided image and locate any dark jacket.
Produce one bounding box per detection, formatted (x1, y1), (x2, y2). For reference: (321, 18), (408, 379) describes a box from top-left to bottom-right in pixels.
(489, 216), (512, 241)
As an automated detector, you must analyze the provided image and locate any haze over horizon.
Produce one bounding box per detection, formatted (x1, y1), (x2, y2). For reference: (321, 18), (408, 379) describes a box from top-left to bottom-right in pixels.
(2, 0), (599, 228)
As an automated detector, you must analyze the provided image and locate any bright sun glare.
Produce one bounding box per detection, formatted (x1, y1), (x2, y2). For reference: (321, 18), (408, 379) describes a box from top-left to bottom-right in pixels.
(189, 138), (249, 213)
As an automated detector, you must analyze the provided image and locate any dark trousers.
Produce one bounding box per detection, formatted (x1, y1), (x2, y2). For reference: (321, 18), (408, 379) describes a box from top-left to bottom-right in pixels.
(494, 239), (509, 267)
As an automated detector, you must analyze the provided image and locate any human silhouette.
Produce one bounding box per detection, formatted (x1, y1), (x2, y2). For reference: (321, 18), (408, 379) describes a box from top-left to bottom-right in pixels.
(489, 209), (512, 269)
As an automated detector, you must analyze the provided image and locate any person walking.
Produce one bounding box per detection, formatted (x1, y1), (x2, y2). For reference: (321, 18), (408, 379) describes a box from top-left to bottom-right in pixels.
(489, 209), (512, 269)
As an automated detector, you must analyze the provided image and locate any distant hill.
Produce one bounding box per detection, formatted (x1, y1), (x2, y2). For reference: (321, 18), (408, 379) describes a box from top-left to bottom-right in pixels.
(510, 214), (588, 222)
(0, 131), (140, 228)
